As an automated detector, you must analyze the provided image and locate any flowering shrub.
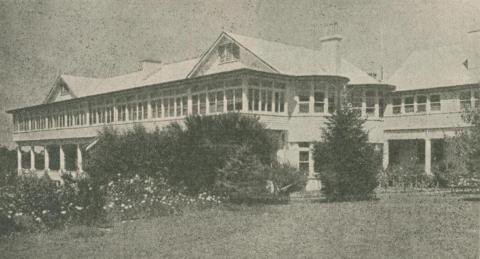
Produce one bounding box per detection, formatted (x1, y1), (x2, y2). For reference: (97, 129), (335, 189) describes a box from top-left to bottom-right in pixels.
(0, 173), (221, 236)
(105, 175), (221, 221)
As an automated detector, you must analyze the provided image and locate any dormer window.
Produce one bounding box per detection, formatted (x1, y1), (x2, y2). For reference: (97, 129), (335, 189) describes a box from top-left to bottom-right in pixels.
(218, 43), (240, 63)
(60, 84), (69, 96)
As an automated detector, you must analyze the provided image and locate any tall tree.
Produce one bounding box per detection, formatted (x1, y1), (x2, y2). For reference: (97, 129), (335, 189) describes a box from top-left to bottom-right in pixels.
(313, 107), (379, 201)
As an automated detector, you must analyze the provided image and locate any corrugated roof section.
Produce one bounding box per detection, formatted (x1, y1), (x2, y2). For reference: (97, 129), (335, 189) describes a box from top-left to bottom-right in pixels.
(226, 32), (380, 85)
(388, 44), (477, 91)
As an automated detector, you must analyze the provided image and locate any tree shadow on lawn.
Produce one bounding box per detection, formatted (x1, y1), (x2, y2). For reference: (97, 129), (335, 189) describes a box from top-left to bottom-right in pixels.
(310, 196), (380, 204)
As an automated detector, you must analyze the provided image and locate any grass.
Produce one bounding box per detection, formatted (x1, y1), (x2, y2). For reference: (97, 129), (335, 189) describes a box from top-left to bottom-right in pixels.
(1, 192), (478, 258)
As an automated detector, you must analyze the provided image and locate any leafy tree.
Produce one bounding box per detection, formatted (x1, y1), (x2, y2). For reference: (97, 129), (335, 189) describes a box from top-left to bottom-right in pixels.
(459, 110), (480, 179)
(313, 107), (379, 201)
(165, 113), (277, 194)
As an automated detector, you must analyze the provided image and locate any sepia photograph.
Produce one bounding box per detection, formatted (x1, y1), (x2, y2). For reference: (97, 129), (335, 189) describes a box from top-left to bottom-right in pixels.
(0, 0), (479, 258)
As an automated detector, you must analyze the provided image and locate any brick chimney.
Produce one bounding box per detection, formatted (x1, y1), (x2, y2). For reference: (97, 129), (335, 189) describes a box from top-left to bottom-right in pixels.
(320, 34), (343, 74)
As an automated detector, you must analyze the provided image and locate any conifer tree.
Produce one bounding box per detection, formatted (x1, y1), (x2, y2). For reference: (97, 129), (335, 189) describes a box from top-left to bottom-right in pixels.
(313, 107), (379, 201)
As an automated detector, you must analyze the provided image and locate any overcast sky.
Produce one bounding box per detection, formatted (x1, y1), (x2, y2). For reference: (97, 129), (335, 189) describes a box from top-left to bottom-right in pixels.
(1, 0), (480, 147)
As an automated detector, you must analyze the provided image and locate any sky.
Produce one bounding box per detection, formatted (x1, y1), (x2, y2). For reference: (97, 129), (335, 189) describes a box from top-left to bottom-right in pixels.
(1, 0), (480, 147)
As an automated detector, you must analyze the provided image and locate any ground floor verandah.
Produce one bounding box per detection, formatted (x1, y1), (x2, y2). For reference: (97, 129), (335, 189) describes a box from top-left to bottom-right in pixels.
(16, 138), (95, 181)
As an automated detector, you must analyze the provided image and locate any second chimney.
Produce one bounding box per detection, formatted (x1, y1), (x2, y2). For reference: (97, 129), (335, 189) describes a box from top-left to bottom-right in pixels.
(320, 34), (343, 74)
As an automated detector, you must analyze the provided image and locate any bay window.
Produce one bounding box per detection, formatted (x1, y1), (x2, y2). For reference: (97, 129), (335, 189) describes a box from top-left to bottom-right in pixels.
(298, 87), (310, 113)
(328, 86), (336, 114)
(365, 90), (375, 115)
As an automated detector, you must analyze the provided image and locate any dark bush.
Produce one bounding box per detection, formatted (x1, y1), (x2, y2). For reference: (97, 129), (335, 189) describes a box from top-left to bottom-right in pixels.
(0, 146), (16, 187)
(166, 114), (277, 194)
(267, 162), (308, 195)
(314, 107), (379, 201)
(215, 146), (306, 204)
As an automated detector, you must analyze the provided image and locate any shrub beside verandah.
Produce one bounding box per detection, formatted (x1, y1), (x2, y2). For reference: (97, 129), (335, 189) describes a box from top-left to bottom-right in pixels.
(314, 107), (380, 201)
(0, 113), (306, 235)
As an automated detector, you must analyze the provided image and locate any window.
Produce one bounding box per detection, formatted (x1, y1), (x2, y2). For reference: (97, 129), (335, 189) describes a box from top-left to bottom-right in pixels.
(208, 92), (216, 113)
(218, 43), (240, 63)
(404, 96), (414, 113)
(216, 91), (224, 113)
(234, 88), (242, 111)
(350, 88), (363, 115)
(430, 95), (441, 111)
(314, 88), (325, 113)
(328, 87), (336, 114)
(226, 89), (234, 111)
(199, 93), (207, 114)
(298, 87), (310, 113)
(192, 95), (199, 114)
(378, 91), (385, 117)
(416, 95), (427, 113)
(365, 90), (375, 115)
(175, 97), (182, 116)
(60, 84), (69, 96)
(392, 98), (402, 114)
(275, 92), (285, 113)
(460, 91), (471, 110)
(151, 98), (162, 118)
(299, 151), (310, 173)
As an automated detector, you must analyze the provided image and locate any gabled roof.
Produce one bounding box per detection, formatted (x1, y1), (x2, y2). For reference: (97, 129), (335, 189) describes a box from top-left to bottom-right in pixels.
(45, 58), (199, 103)
(225, 32), (381, 85)
(388, 44), (478, 91)
(44, 31), (382, 104)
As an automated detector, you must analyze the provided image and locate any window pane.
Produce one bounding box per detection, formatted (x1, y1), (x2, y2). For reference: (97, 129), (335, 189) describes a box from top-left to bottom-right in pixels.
(208, 92), (216, 113)
(234, 88), (242, 111)
(226, 89), (234, 111)
(182, 96), (188, 116)
(192, 95), (198, 114)
(404, 97), (414, 113)
(314, 91), (325, 113)
(266, 90), (272, 112)
(199, 93), (207, 114)
(417, 95), (427, 112)
(248, 89), (254, 111)
(261, 89), (267, 111)
(254, 89), (260, 111)
(216, 91), (224, 112)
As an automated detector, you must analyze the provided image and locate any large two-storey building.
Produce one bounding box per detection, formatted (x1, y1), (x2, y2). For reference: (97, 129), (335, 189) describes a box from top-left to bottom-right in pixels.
(7, 30), (480, 190)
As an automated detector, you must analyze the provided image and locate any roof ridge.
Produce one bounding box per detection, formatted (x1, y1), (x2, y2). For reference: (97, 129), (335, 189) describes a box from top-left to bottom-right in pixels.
(226, 31), (323, 54)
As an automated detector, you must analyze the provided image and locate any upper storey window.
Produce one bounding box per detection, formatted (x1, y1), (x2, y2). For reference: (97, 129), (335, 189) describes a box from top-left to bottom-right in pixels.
(404, 97), (414, 113)
(430, 95), (441, 111)
(392, 98), (402, 114)
(298, 87), (310, 113)
(218, 43), (240, 63)
(365, 90), (375, 116)
(416, 95), (427, 113)
(460, 91), (471, 110)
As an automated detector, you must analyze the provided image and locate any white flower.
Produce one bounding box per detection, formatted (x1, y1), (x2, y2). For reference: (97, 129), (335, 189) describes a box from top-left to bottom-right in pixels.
(42, 210), (48, 215)
(108, 181), (114, 186)
(108, 202), (114, 208)
(75, 206), (83, 211)
(61, 211), (66, 215)
(35, 217), (41, 222)
(7, 210), (12, 214)
(14, 212), (23, 216)
(141, 200), (146, 204)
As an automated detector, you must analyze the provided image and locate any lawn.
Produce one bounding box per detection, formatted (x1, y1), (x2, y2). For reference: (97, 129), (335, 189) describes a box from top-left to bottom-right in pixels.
(1, 192), (478, 258)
